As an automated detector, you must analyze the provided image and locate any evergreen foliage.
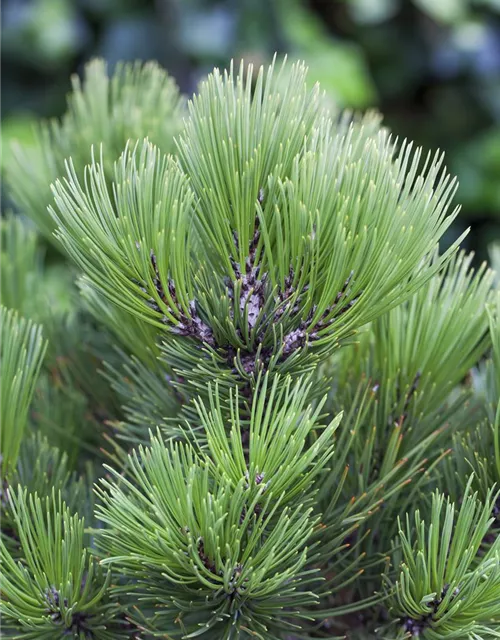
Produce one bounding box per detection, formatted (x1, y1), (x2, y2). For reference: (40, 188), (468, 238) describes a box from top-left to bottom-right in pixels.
(1, 307), (47, 471)
(6, 59), (183, 244)
(384, 481), (500, 638)
(0, 489), (126, 639)
(2, 56), (500, 639)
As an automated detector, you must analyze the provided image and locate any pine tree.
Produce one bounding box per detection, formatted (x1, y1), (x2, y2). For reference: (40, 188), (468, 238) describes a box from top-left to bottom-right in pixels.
(1, 56), (500, 639)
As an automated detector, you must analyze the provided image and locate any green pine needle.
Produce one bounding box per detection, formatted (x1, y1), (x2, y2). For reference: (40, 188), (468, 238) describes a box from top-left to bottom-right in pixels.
(383, 480), (500, 639)
(6, 58), (183, 244)
(96, 432), (318, 637)
(3, 55), (500, 639)
(0, 488), (128, 639)
(51, 58), (465, 394)
(1, 307), (47, 471)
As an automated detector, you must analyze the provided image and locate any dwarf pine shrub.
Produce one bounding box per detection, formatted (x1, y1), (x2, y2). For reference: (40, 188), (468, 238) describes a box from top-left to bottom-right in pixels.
(1, 57), (500, 639)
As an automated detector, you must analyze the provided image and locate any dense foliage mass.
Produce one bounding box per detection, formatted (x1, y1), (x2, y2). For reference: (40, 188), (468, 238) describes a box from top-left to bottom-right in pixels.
(4, 0), (499, 257)
(1, 57), (500, 639)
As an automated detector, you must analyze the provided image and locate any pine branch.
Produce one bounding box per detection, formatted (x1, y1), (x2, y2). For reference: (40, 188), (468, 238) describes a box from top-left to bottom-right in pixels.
(438, 291), (500, 541)
(0, 214), (43, 313)
(195, 373), (341, 509)
(4, 54), (500, 640)
(0, 213), (126, 466)
(1, 433), (93, 556)
(331, 250), (493, 435)
(382, 480), (500, 639)
(1, 307), (47, 471)
(51, 59), (465, 405)
(0, 488), (131, 639)
(6, 59), (184, 245)
(309, 249), (495, 622)
(94, 374), (351, 637)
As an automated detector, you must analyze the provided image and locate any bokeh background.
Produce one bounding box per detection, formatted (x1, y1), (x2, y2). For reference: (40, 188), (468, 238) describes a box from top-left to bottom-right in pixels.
(2, 0), (500, 261)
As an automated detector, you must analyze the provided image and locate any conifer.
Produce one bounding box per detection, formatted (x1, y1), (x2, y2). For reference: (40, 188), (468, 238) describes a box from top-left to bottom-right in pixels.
(2, 56), (499, 639)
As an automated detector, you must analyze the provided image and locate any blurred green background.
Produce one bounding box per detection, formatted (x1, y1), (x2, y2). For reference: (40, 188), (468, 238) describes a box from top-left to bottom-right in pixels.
(2, 0), (500, 260)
